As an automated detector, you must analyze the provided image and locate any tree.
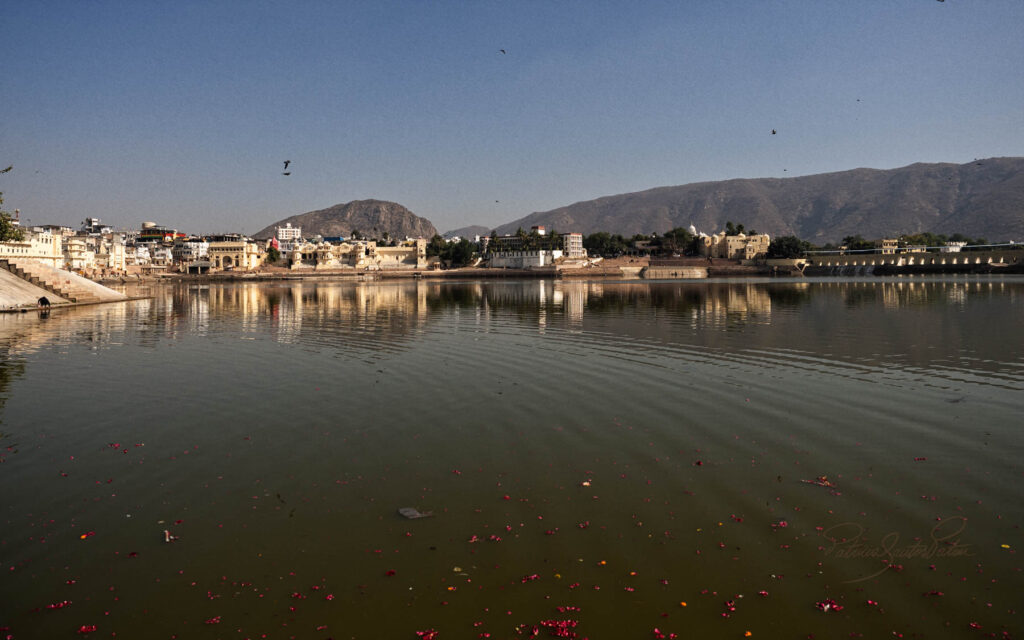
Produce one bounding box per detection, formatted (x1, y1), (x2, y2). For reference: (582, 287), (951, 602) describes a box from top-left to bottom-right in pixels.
(899, 232), (946, 249)
(447, 239), (476, 267)
(525, 229), (542, 250)
(841, 235), (874, 251)
(548, 229), (561, 251)
(724, 221), (745, 236)
(767, 235), (812, 258)
(658, 227), (696, 255)
(265, 247), (281, 263)
(426, 234), (447, 258)
(0, 165), (25, 242)
(583, 232), (628, 256)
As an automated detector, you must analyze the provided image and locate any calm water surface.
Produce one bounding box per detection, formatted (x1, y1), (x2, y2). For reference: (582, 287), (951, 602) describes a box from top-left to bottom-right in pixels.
(1, 277), (1022, 639)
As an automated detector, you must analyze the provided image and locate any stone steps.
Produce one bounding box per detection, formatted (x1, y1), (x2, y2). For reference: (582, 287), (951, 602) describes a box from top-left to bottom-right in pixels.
(0, 259), (104, 303)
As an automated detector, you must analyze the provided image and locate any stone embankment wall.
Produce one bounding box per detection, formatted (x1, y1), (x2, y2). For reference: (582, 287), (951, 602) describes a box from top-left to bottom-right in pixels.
(806, 249), (1021, 268)
(804, 249), (1023, 276)
(642, 266), (708, 279)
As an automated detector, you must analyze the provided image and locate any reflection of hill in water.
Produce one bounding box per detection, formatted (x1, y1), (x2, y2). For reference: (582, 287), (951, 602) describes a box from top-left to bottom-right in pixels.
(4, 278), (1022, 382)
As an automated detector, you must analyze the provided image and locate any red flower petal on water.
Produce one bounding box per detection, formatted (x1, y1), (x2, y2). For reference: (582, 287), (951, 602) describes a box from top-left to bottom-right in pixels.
(77, 624), (97, 634)
(204, 616), (221, 624)
(814, 599), (843, 612)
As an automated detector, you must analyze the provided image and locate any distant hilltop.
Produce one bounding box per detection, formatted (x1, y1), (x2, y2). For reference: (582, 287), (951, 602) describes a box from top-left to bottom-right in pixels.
(492, 157), (1024, 244)
(253, 199), (437, 240)
(443, 225), (490, 239)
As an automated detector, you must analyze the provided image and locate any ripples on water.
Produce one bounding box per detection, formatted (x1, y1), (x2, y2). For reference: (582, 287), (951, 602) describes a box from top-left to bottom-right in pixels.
(0, 277), (1021, 639)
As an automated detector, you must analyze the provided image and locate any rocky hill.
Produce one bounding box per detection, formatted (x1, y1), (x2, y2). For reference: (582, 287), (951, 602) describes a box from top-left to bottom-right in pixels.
(442, 225), (490, 240)
(253, 200), (437, 240)
(494, 158), (1024, 244)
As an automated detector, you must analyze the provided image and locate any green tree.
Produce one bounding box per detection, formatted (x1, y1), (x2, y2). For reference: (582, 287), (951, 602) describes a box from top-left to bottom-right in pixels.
(841, 235), (874, 251)
(525, 229), (542, 250)
(0, 165), (25, 242)
(724, 221), (745, 236)
(583, 232), (628, 256)
(426, 234), (447, 257)
(899, 232), (947, 249)
(548, 229), (561, 251)
(767, 235), (812, 258)
(265, 247), (281, 263)
(446, 239), (477, 267)
(658, 227), (696, 255)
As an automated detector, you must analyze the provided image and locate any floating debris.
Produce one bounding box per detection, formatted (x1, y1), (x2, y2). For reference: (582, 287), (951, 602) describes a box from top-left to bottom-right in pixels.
(398, 507), (434, 519)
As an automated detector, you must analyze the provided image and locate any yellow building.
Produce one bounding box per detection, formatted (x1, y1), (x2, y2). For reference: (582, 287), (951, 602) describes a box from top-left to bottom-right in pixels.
(877, 239), (899, 254)
(289, 238), (427, 270)
(699, 232), (771, 260)
(208, 240), (264, 271)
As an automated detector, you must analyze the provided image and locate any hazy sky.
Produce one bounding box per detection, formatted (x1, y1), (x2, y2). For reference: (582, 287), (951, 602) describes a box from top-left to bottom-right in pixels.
(2, 1), (1022, 235)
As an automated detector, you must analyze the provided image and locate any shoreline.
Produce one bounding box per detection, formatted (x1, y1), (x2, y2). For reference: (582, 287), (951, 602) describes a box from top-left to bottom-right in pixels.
(90, 254), (1024, 286)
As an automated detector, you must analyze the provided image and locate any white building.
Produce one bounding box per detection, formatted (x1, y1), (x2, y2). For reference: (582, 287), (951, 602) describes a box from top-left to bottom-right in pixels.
(276, 223), (304, 255)
(0, 228), (64, 268)
(130, 244), (151, 265)
(150, 246), (173, 266)
(489, 249), (563, 268)
(485, 226), (586, 265)
(172, 240), (210, 262)
(64, 237), (96, 272)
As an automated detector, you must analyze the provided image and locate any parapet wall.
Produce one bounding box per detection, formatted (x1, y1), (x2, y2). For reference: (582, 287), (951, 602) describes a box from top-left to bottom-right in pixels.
(806, 250), (1021, 268)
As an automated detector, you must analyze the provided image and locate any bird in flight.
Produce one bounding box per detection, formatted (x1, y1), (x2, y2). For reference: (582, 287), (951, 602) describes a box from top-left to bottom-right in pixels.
(771, 129), (777, 135)
(282, 172), (291, 176)
(283, 160), (291, 170)
(499, 49), (506, 54)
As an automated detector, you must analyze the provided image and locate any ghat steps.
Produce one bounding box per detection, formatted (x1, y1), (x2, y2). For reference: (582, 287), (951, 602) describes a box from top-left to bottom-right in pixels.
(0, 259), (127, 304)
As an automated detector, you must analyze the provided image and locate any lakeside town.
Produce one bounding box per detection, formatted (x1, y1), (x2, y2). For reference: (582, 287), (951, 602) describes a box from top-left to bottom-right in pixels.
(2, 210), (1020, 286)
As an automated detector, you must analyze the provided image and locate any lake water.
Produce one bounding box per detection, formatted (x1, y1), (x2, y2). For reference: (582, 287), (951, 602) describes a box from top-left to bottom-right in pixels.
(1, 277), (1022, 639)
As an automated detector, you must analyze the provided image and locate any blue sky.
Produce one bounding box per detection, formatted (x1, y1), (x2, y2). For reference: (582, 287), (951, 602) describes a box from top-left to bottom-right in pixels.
(2, 1), (1022, 235)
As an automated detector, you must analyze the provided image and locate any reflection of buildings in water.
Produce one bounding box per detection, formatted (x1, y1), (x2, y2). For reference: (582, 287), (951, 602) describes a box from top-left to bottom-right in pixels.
(552, 282), (588, 325)
(12, 279), (1003, 358)
(0, 300), (131, 358)
(699, 284), (772, 323)
(184, 286), (211, 334)
(561, 282), (593, 323)
(946, 284), (967, 306)
(877, 280), (977, 310)
(218, 281), (434, 348)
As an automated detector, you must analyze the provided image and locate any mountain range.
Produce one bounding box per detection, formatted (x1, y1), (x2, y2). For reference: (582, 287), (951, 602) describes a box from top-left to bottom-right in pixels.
(254, 158), (1023, 245)
(489, 157), (1024, 244)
